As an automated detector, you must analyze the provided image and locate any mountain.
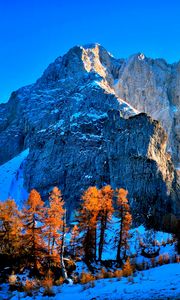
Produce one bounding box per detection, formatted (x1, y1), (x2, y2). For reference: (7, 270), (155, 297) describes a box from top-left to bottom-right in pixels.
(0, 43), (179, 225)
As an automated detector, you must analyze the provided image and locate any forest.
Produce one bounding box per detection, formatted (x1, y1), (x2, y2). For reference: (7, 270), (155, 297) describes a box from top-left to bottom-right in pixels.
(0, 186), (179, 297)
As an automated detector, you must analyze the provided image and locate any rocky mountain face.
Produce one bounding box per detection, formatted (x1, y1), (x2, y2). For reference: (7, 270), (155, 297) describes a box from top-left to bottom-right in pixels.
(0, 44), (179, 225)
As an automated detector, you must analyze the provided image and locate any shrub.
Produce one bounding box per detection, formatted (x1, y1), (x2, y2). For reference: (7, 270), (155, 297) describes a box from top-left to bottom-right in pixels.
(100, 268), (113, 279)
(8, 272), (17, 286)
(55, 276), (64, 286)
(24, 279), (37, 296)
(163, 253), (170, 264)
(97, 268), (111, 279)
(176, 255), (180, 263)
(113, 269), (123, 280)
(80, 272), (95, 284)
(42, 276), (54, 296)
(158, 255), (163, 266)
(123, 258), (133, 277)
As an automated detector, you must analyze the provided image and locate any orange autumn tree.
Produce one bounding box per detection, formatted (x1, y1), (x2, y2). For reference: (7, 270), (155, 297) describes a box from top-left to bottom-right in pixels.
(116, 188), (132, 263)
(0, 199), (22, 258)
(23, 189), (46, 272)
(44, 187), (65, 268)
(70, 224), (79, 257)
(98, 185), (114, 261)
(78, 186), (100, 262)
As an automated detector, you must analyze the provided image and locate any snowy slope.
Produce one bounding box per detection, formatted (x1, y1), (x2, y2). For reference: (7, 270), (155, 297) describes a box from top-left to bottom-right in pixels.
(0, 149), (29, 207)
(59, 263), (180, 300)
(1, 263), (180, 299)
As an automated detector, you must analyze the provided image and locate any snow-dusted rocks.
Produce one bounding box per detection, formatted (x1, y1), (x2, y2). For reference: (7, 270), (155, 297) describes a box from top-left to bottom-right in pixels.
(0, 44), (179, 224)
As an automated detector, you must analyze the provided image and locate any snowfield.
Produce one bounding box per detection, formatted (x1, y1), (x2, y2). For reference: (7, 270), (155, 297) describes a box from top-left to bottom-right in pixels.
(0, 263), (179, 299)
(59, 263), (180, 300)
(0, 149), (29, 207)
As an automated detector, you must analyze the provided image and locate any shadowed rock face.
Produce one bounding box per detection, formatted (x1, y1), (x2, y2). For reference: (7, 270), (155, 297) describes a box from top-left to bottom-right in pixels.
(23, 109), (178, 224)
(0, 43), (179, 224)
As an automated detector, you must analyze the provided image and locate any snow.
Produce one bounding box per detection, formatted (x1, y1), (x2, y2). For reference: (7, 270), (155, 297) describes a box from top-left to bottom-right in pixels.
(0, 149), (29, 206)
(70, 112), (107, 123)
(87, 112), (107, 120)
(138, 53), (145, 61)
(171, 105), (178, 113)
(84, 175), (93, 179)
(37, 128), (47, 133)
(53, 119), (64, 129)
(1, 264), (180, 299)
(37, 120), (65, 133)
(51, 108), (59, 114)
(95, 217), (174, 261)
(70, 112), (81, 121)
(59, 264), (180, 300)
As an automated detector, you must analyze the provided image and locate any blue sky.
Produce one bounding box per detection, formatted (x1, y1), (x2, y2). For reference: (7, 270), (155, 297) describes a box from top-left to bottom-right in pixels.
(0, 0), (180, 102)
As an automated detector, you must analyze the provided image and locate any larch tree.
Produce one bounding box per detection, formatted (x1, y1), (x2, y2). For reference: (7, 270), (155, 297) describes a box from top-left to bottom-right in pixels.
(98, 185), (114, 261)
(44, 187), (66, 278)
(44, 187), (64, 257)
(0, 199), (22, 258)
(78, 186), (100, 262)
(23, 189), (46, 272)
(116, 188), (132, 263)
(70, 224), (79, 258)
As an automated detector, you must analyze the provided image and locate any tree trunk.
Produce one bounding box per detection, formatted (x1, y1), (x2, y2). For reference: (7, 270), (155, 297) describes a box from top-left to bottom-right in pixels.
(60, 211), (68, 280)
(116, 208), (123, 262)
(98, 215), (107, 261)
(32, 216), (37, 271)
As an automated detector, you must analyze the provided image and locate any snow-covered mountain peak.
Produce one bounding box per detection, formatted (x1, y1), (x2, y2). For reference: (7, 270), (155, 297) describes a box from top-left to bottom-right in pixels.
(81, 44), (107, 78)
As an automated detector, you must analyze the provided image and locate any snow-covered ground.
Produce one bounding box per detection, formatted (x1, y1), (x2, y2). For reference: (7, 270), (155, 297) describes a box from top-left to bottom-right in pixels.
(95, 217), (174, 261)
(0, 149), (29, 207)
(1, 263), (179, 299)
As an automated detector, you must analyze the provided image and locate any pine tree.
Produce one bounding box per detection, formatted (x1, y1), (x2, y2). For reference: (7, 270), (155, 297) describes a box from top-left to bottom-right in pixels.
(98, 185), (114, 261)
(116, 188), (132, 263)
(23, 189), (46, 272)
(78, 186), (100, 262)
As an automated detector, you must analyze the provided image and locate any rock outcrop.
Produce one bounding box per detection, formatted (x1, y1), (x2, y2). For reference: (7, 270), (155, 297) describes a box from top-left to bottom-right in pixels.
(0, 43), (179, 224)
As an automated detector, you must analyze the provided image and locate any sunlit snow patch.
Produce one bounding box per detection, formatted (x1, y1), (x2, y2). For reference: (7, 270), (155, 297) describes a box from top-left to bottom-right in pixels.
(0, 149), (29, 207)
